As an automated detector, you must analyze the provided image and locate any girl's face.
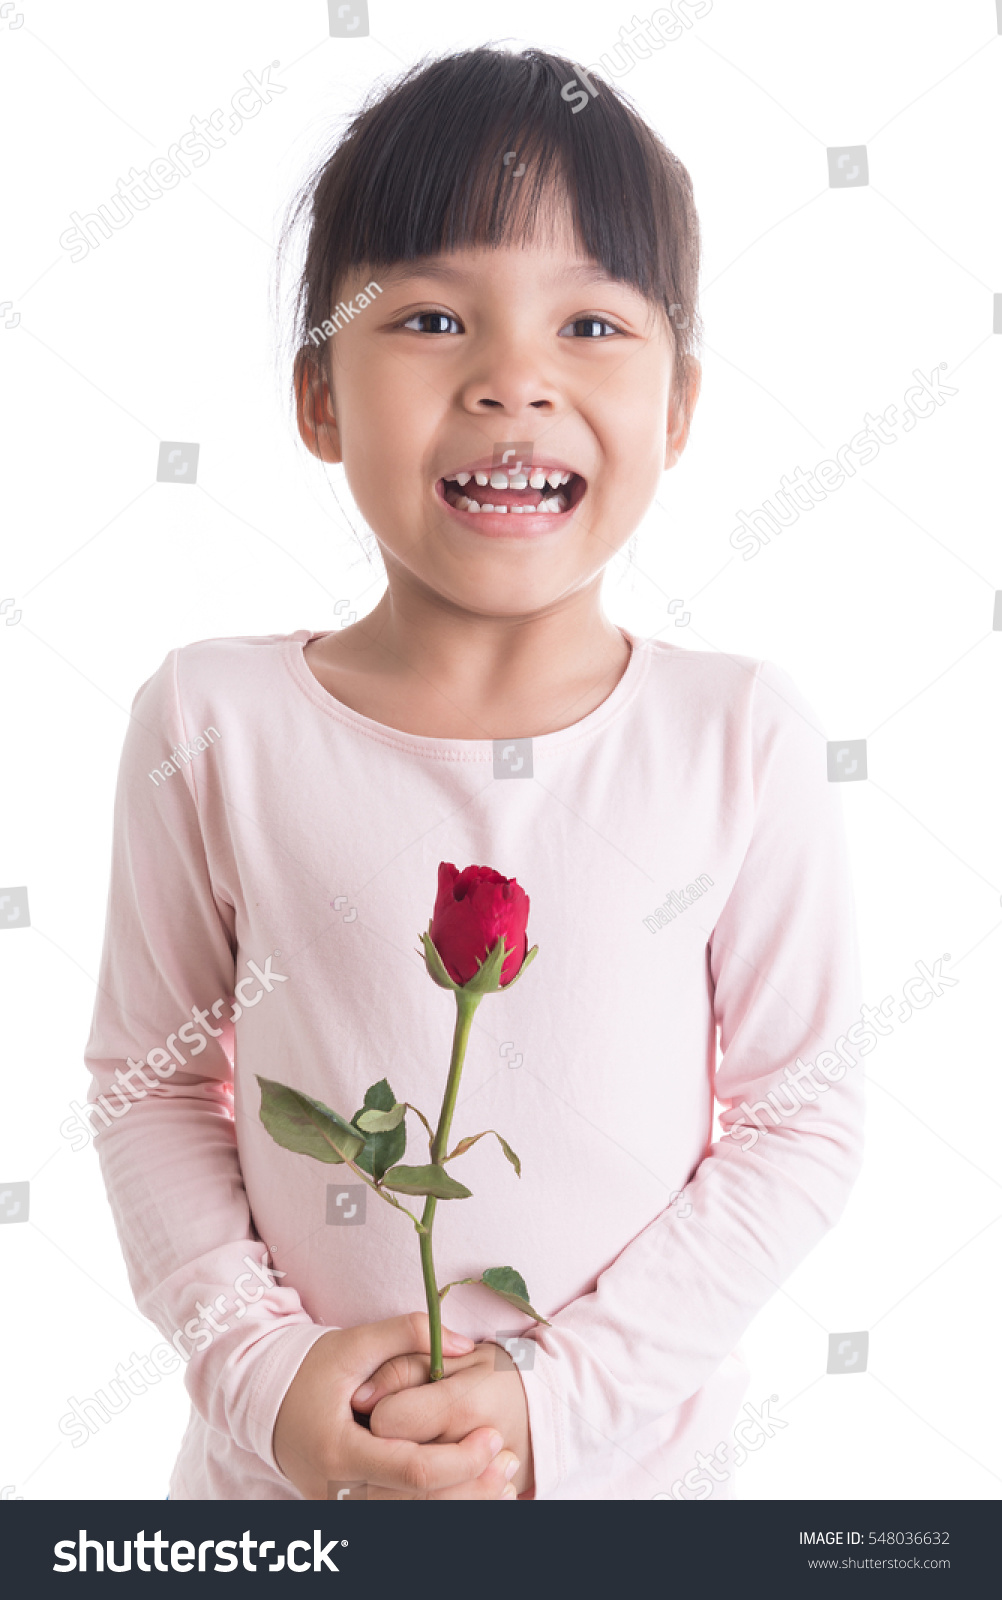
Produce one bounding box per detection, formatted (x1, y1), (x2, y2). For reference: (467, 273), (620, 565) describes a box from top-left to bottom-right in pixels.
(298, 201), (699, 619)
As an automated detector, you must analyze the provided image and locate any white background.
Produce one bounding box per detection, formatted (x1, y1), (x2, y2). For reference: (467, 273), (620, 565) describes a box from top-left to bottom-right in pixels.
(0, 0), (999, 1501)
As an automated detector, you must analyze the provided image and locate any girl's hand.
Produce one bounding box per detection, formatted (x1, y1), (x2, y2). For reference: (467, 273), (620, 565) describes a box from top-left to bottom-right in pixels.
(273, 1314), (519, 1500)
(350, 1340), (534, 1497)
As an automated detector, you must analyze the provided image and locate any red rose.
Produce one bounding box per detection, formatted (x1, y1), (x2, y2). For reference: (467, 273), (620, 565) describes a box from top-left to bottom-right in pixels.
(429, 862), (530, 989)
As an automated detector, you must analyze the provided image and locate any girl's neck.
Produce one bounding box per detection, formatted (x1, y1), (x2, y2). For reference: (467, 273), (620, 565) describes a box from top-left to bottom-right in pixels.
(302, 592), (632, 741)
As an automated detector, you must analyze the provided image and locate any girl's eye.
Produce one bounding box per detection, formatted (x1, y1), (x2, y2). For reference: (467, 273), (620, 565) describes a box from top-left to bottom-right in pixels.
(559, 317), (623, 339)
(401, 310), (462, 335)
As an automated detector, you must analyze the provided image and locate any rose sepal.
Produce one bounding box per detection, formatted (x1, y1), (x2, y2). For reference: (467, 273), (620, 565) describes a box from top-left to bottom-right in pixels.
(459, 936), (540, 996)
(457, 934), (510, 996)
(497, 943), (538, 992)
(419, 929), (538, 996)
(418, 927), (462, 992)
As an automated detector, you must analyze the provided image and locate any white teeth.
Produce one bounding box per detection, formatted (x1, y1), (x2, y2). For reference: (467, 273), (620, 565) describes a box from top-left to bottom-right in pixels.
(447, 473), (570, 516)
(449, 467), (574, 497)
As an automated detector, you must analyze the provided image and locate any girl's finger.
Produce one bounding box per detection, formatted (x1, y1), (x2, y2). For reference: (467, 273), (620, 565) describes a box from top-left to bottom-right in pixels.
(351, 1352), (428, 1410)
(351, 1423), (504, 1496)
(351, 1347), (478, 1410)
(438, 1449), (520, 1501)
(338, 1313), (473, 1381)
(368, 1369), (485, 1444)
(365, 1450), (520, 1501)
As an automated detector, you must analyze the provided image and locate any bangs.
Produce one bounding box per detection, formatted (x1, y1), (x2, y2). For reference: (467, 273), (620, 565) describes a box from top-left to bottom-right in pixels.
(281, 46), (700, 382)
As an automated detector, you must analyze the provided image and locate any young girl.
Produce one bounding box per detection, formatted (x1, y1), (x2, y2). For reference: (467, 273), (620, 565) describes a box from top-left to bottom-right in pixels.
(84, 45), (865, 1501)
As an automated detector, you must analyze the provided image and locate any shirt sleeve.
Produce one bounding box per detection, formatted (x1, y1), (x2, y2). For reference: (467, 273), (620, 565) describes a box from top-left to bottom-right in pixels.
(81, 650), (330, 1478)
(517, 658), (866, 1497)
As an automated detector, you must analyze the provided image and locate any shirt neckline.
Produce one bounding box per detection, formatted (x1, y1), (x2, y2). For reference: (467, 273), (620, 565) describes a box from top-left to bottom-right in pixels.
(283, 623), (651, 759)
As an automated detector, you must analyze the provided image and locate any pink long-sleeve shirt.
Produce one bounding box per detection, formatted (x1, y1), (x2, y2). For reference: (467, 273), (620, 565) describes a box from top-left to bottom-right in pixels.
(82, 625), (865, 1500)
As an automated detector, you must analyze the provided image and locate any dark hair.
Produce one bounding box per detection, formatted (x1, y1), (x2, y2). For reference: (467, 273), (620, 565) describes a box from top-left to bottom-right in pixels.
(279, 45), (700, 402)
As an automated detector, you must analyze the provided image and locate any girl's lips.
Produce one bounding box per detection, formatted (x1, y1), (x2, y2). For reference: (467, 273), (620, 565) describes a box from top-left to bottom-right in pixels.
(434, 472), (586, 536)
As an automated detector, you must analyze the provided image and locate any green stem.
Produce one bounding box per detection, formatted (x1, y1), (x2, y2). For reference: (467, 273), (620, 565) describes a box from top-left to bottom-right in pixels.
(432, 991), (480, 1162)
(419, 1193), (440, 1371)
(422, 990), (481, 1380)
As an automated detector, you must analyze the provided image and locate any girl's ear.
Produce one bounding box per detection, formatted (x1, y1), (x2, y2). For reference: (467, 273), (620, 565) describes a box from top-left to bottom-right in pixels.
(664, 356), (702, 470)
(295, 348), (342, 464)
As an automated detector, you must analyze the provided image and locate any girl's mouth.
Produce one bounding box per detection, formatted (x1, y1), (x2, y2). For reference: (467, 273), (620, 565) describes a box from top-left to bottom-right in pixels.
(435, 463), (586, 532)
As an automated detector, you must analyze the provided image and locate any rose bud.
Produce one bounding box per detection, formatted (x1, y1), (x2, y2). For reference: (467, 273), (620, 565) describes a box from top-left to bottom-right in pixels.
(420, 862), (536, 994)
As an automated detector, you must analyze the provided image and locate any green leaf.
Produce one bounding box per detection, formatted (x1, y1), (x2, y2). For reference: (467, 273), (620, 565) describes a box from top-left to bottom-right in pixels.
(447, 1133), (482, 1161)
(381, 1163), (473, 1200)
(351, 1116), (406, 1182)
(493, 1133), (521, 1176)
(446, 1129), (521, 1177)
(362, 1078), (396, 1113)
(480, 1266), (551, 1325)
(256, 1076), (365, 1165)
(356, 1102), (406, 1133)
(351, 1081), (406, 1182)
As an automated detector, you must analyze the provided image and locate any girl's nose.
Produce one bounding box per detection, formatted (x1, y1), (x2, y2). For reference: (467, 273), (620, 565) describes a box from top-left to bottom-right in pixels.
(458, 344), (559, 418)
